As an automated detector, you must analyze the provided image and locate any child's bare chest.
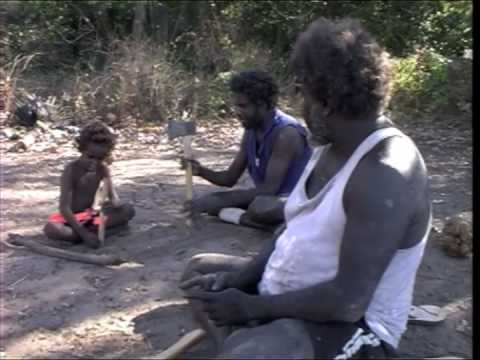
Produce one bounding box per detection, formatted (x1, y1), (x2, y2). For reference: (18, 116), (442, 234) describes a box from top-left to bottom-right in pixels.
(74, 171), (103, 196)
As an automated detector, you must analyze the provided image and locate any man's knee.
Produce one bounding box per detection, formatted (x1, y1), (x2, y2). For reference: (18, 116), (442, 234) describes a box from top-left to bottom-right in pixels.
(247, 196), (284, 223)
(218, 319), (314, 359)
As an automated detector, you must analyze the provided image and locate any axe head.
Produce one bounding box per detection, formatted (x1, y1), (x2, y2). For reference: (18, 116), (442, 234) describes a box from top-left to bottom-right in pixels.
(167, 119), (196, 140)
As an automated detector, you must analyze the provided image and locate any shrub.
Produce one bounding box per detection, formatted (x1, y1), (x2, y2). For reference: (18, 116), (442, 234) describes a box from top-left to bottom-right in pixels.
(389, 48), (470, 118)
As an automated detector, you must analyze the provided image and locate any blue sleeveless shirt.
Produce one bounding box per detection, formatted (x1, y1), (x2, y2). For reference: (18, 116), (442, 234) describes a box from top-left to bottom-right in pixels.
(244, 109), (312, 196)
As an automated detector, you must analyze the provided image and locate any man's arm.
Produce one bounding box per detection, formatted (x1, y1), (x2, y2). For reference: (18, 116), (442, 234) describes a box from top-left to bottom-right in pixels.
(193, 133), (248, 187)
(59, 164), (92, 240)
(180, 224), (285, 292)
(254, 126), (304, 195)
(198, 127), (305, 208)
(248, 148), (421, 323)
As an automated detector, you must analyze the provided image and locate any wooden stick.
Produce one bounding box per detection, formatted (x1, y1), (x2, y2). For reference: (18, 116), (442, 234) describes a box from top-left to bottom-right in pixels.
(183, 135), (193, 227)
(8, 237), (126, 266)
(148, 328), (206, 359)
(98, 181), (108, 247)
(183, 135), (193, 201)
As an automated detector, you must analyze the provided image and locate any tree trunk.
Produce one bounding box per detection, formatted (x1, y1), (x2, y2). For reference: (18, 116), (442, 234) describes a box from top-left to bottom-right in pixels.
(0, 5), (11, 123)
(149, 2), (169, 46)
(133, 1), (147, 42)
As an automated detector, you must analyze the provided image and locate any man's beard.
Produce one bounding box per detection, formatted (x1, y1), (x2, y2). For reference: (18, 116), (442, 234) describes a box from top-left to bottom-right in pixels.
(241, 115), (261, 129)
(307, 131), (331, 147)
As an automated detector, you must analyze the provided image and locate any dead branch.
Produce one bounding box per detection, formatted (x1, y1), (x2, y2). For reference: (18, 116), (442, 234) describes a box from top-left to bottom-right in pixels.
(6, 237), (127, 266)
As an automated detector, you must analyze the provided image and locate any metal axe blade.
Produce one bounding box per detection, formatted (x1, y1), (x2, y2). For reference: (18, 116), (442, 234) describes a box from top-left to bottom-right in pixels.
(167, 119), (196, 140)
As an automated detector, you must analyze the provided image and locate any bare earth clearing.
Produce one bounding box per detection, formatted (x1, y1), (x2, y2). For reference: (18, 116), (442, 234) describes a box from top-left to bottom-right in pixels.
(1, 115), (472, 359)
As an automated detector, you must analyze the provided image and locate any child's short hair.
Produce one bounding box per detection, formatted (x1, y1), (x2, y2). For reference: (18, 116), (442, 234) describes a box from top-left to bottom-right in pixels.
(75, 121), (116, 157)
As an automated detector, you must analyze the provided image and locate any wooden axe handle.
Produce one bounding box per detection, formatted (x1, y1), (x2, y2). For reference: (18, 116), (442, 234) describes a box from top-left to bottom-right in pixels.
(183, 136), (193, 201)
(153, 328), (206, 359)
(98, 181), (108, 246)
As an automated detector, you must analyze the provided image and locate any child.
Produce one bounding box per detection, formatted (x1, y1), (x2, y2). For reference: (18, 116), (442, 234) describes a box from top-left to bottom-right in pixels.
(43, 121), (135, 248)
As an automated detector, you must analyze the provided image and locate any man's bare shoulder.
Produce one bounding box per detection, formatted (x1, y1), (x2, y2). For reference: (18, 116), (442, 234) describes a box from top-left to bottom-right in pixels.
(345, 133), (428, 212)
(273, 126), (303, 147)
(361, 134), (426, 180)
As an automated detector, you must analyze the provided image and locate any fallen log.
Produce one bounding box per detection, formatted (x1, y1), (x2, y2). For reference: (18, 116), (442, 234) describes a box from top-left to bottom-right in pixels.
(6, 236), (126, 266)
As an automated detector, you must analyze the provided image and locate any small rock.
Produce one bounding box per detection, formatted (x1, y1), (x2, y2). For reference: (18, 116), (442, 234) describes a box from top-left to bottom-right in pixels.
(1, 128), (19, 140)
(8, 133), (36, 152)
(36, 120), (50, 132)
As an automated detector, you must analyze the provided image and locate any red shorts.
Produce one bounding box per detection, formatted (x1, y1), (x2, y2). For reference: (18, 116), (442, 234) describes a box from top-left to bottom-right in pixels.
(48, 208), (103, 226)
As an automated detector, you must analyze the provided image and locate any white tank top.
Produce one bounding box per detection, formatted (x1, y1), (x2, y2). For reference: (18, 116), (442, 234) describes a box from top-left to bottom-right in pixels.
(257, 126), (430, 348)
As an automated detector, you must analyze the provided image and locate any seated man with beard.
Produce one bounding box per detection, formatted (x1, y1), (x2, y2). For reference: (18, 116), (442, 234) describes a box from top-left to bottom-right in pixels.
(183, 69), (311, 230)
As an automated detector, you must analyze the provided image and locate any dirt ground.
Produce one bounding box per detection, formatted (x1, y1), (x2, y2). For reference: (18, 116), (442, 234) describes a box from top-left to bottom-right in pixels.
(0, 114), (472, 359)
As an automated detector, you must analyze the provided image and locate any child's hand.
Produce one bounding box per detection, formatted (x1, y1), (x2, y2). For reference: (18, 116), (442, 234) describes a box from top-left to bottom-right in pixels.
(110, 197), (121, 207)
(101, 197), (121, 212)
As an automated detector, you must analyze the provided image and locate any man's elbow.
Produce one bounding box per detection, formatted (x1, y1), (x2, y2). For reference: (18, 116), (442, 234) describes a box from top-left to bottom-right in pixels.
(337, 302), (368, 323)
(223, 178), (237, 187)
(221, 172), (240, 187)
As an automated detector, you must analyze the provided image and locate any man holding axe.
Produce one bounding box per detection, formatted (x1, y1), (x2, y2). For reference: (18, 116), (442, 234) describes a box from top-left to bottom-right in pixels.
(181, 69), (311, 231)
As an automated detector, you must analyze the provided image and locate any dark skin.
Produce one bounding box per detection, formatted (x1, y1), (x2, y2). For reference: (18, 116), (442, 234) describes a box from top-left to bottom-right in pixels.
(182, 94), (303, 222)
(181, 88), (431, 332)
(43, 142), (135, 248)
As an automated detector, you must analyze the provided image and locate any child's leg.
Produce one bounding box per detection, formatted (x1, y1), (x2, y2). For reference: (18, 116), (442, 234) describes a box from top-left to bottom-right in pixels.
(43, 222), (82, 243)
(103, 202), (135, 228)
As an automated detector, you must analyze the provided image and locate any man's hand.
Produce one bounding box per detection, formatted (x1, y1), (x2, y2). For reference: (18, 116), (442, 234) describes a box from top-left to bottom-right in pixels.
(180, 158), (202, 176)
(184, 288), (254, 326)
(179, 272), (233, 292)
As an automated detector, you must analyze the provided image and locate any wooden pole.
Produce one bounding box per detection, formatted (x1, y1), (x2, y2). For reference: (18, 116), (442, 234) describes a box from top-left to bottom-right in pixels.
(183, 135), (193, 227)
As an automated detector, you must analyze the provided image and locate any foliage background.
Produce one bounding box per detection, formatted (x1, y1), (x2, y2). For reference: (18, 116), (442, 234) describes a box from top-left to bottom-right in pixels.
(1, 0), (472, 126)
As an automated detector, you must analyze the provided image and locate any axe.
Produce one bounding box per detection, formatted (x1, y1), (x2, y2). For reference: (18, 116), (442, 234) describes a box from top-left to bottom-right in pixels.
(167, 118), (196, 225)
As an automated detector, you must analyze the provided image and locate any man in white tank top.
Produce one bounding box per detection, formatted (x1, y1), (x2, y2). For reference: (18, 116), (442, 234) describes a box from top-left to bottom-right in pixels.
(180, 17), (431, 359)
